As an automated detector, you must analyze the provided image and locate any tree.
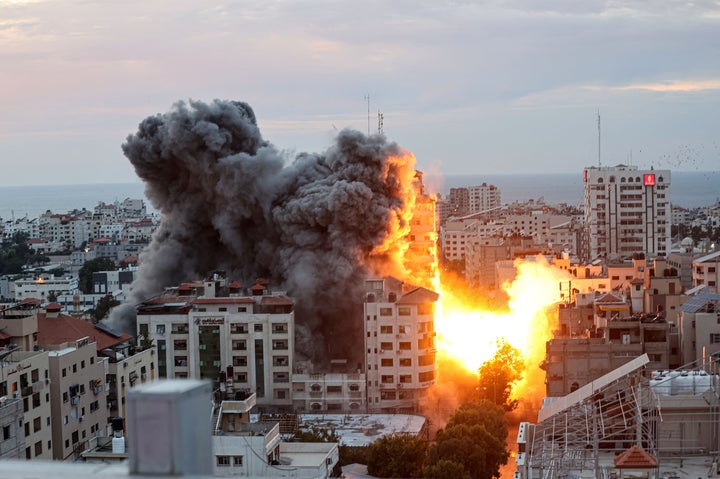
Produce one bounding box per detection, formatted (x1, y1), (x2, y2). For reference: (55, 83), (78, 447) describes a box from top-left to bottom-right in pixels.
(423, 459), (471, 479)
(477, 340), (524, 411)
(424, 400), (509, 479)
(367, 434), (428, 478)
(0, 232), (32, 275)
(78, 257), (117, 294)
(89, 294), (121, 322)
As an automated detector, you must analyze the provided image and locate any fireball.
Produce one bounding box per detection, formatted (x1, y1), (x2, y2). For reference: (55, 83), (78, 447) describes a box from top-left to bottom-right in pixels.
(434, 256), (570, 400)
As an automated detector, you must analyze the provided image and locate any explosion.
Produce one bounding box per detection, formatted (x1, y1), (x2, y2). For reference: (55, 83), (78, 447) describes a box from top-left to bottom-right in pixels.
(432, 256), (570, 406)
(112, 98), (567, 410)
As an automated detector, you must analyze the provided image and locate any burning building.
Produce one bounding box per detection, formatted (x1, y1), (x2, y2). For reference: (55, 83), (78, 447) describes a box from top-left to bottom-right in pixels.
(109, 99), (422, 367)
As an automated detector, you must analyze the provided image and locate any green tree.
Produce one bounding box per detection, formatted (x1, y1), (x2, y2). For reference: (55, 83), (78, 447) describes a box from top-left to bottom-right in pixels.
(89, 294), (121, 322)
(0, 232), (32, 275)
(477, 340), (524, 411)
(78, 257), (117, 294)
(423, 459), (471, 479)
(424, 400), (509, 479)
(367, 434), (428, 478)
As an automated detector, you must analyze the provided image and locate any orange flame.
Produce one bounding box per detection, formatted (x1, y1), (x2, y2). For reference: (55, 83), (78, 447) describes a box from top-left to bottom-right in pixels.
(434, 256), (569, 402)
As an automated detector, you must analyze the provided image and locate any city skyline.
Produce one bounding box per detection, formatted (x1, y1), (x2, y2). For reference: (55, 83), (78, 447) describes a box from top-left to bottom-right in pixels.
(1, 1), (720, 187)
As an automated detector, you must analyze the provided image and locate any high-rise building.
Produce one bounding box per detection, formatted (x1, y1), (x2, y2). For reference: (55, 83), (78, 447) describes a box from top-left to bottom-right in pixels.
(583, 165), (671, 262)
(363, 277), (438, 413)
(468, 183), (501, 213)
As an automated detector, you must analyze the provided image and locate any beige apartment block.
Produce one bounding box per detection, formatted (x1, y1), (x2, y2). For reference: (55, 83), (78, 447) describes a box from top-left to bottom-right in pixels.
(47, 340), (108, 460)
(0, 349), (53, 460)
(363, 277), (438, 413)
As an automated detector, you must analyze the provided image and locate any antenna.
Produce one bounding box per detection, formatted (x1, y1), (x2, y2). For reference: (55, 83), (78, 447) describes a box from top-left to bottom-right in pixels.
(364, 94), (370, 136)
(378, 110), (384, 135)
(597, 110), (601, 168)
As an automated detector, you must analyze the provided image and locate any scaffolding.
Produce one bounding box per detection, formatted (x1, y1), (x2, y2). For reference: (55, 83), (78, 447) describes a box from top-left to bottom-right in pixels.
(519, 354), (720, 479)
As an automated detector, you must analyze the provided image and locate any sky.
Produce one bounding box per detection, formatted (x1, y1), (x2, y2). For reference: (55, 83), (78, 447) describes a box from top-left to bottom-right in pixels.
(1, 0), (719, 187)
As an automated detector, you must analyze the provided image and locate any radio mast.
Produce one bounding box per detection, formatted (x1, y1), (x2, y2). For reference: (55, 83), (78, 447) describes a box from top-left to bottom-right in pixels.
(597, 110), (601, 168)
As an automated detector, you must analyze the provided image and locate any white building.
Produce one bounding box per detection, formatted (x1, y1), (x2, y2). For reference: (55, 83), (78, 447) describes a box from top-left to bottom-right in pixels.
(583, 165), (671, 262)
(291, 372), (365, 413)
(692, 251), (720, 293)
(468, 183), (501, 213)
(363, 277), (438, 413)
(136, 278), (294, 408)
(14, 275), (79, 302)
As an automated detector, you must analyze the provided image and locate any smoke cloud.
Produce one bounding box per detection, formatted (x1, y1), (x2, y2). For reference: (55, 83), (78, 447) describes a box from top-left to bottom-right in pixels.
(108, 99), (417, 365)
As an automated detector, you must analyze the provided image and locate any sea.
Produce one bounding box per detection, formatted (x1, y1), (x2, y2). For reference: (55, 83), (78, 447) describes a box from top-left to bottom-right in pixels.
(0, 171), (718, 221)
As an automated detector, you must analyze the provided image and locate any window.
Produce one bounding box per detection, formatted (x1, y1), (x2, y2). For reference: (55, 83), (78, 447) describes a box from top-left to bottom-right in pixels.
(380, 342), (393, 351)
(254, 324), (263, 332)
(398, 306), (411, 316)
(381, 375), (394, 384)
(399, 358), (412, 367)
(233, 456), (243, 466)
(156, 324), (166, 335)
(2, 425), (9, 440)
(399, 342), (411, 350)
(33, 416), (41, 433)
(217, 456), (231, 466)
(381, 358), (393, 367)
(231, 323), (247, 334)
(710, 334), (720, 344)
(379, 308), (393, 316)
(380, 326), (393, 334)
(34, 441), (42, 456)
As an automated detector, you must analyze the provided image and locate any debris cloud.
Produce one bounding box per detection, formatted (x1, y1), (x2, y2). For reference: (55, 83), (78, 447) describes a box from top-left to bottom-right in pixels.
(109, 99), (417, 365)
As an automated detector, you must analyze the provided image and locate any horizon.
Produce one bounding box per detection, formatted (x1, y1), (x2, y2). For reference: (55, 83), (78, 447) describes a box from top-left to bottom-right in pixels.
(1, 2), (719, 185)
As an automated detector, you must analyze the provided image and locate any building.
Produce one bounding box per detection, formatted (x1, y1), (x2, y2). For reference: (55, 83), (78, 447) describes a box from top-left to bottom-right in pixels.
(519, 355), (720, 479)
(404, 171), (438, 286)
(0, 348), (53, 459)
(692, 250), (720, 293)
(0, 393), (24, 459)
(13, 275), (79, 302)
(468, 183), (501, 213)
(676, 292), (720, 365)
(583, 165), (671, 262)
(136, 278), (294, 408)
(290, 372), (365, 413)
(363, 277), (438, 413)
(46, 339), (108, 460)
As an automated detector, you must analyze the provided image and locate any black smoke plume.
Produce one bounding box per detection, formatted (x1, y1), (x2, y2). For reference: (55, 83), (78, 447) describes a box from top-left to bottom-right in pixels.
(108, 99), (416, 365)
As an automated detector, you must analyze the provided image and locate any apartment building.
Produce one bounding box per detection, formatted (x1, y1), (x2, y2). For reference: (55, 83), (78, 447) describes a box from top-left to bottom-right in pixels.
(14, 275), (79, 302)
(676, 293), (720, 365)
(693, 251), (720, 293)
(468, 183), (501, 213)
(583, 165), (671, 262)
(0, 394), (24, 459)
(291, 372), (365, 413)
(136, 278), (294, 408)
(363, 277), (438, 413)
(405, 171), (438, 286)
(544, 313), (671, 396)
(0, 349), (53, 459)
(47, 339), (107, 460)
